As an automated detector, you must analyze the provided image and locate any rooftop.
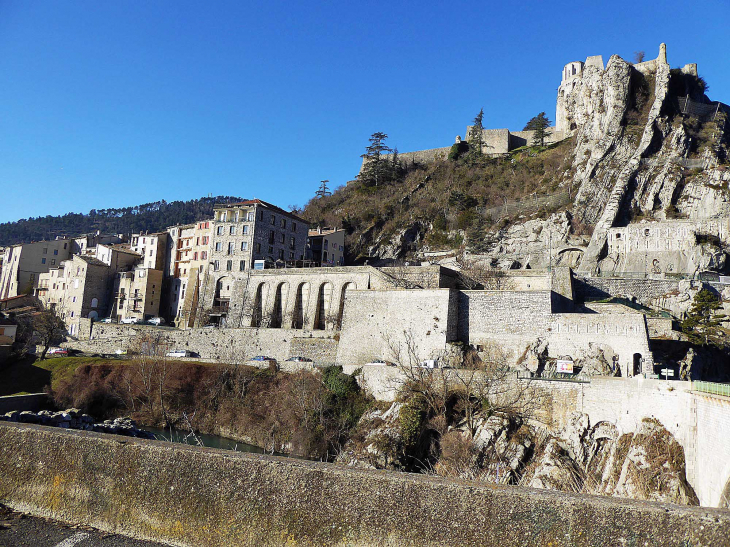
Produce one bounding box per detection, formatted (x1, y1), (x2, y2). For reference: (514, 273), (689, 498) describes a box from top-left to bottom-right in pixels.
(214, 199), (308, 223)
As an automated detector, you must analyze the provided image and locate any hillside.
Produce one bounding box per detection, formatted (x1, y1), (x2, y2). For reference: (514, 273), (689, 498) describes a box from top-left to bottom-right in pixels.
(304, 49), (730, 273)
(0, 196), (243, 246)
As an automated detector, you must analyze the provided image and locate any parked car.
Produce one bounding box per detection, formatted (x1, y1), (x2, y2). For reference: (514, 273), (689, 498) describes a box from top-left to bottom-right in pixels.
(99, 317), (114, 324)
(148, 317), (165, 326)
(251, 355), (274, 361)
(114, 349), (134, 356)
(365, 359), (395, 367)
(285, 356), (313, 362)
(47, 347), (68, 356)
(120, 317), (142, 324)
(420, 359), (440, 369)
(166, 349), (193, 358)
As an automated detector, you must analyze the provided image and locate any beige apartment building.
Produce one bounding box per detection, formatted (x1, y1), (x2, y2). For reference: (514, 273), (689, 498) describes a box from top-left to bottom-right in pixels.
(130, 232), (169, 270)
(166, 221), (212, 326)
(112, 266), (163, 322)
(307, 227), (346, 266)
(0, 239), (73, 299)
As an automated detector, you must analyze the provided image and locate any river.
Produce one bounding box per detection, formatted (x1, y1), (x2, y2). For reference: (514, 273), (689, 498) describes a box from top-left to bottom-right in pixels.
(143, 425), (284, 456)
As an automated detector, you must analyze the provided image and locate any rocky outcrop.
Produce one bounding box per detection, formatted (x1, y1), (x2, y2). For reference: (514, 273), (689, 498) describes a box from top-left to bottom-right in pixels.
(0, 408), (154, 438)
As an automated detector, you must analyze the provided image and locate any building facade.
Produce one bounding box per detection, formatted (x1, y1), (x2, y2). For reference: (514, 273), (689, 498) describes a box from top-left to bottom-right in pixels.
(0, 239), (73, 299)
(307, 227), (346, 266)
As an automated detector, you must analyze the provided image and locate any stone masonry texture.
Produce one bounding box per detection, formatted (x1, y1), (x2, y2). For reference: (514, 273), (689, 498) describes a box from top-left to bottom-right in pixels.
(1, 423), (729, 547)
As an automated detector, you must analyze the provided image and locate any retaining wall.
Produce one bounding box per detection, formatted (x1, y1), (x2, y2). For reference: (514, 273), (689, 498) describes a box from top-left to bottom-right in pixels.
(0, 393), (50, 413)
(1, 423), (729, 546)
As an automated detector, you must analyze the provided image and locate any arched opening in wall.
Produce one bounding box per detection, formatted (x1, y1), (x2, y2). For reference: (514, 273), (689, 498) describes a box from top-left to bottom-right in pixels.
(336, 282), (356, 330)
(632, 353), (642, 376)
(270, 282), (287, 328)
(251, 283), (265, 327)
(291, 282), (309, 329)
(88, 311), (99, 321)
(211, 276), (234, 326)
(90, 298), (98, 308)
(721, 477), (730, 509)
(314, 282), (333, 330)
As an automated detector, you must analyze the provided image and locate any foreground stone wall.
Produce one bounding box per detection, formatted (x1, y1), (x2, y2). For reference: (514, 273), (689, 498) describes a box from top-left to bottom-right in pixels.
(1, 423), (728, 546)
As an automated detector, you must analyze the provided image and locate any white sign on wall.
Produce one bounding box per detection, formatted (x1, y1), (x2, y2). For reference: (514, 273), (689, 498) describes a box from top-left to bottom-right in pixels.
(556, 359), (574, 373)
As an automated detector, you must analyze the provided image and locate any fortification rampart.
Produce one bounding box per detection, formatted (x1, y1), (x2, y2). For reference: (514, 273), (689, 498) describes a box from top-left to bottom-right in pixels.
(2, 423), (729, 546)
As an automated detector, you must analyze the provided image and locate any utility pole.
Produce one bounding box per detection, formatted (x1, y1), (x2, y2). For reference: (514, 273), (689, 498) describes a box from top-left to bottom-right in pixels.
(315, 180), (332, 199)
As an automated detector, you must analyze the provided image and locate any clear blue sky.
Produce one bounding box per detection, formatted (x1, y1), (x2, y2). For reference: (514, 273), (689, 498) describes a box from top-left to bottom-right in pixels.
(1, 0), (728, 223)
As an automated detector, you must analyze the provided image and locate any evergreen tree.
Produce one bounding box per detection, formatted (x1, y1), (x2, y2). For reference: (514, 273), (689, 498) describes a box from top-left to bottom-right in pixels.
(681, 289), (727, 347)
(524, 112), (552, 146)
(467, 108), (485, 158)
(359, 132), (394, 187)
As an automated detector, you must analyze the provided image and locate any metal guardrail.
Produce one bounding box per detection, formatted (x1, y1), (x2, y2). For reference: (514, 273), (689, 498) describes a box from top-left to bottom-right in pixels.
(516, 371), (590, 383)
(692, 381), (730, 398)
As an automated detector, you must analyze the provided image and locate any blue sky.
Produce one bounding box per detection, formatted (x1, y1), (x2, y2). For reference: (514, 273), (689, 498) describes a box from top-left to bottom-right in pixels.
(0, 0), (728, 223)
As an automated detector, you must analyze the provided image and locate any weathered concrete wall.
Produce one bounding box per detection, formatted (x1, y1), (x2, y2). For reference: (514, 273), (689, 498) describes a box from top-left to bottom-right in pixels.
(67, 322), (338, 364)
(693, 392), (730, 508)
(336, 289), (457, 365)
(0, 393), (50, 413)
(1, 423), (729, 546)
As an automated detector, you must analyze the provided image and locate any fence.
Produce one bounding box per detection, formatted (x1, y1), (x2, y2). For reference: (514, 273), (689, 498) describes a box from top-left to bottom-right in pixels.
(675, 96), (727, 122)
(480, 191), (572, 221)
(692, 381), (730, 398)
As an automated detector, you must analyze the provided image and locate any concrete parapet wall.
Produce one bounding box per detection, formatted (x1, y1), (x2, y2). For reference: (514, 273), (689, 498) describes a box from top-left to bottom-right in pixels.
(1, 423), (729, 546)
(0, 393), (50, 413)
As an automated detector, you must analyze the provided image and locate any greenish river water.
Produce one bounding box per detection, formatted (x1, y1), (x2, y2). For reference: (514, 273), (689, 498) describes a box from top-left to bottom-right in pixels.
(144, 426), (280, 455)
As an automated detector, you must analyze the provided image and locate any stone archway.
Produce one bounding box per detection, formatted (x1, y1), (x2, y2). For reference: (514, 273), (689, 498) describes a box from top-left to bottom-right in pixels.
(270, 282), (287, 328)
(291, 282), (310, 329)
(336, 282), (356, 329)
(314, 282), (333, 330)
(251, 283), (265, 327)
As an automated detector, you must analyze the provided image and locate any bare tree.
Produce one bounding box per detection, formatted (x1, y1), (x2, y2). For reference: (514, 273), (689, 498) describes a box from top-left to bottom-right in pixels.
(456, 254), (511, 290)
(33, 307), (67, 360)
(128, 332), (172, 424)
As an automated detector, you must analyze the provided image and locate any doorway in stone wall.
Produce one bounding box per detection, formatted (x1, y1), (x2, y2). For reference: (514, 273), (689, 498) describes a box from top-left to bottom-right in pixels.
(633, 353), (642, 376)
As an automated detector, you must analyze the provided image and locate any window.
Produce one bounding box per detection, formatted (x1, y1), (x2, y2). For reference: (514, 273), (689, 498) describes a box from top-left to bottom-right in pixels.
(53, 249), (58, 255)
(292, 222), (297, 232)
(239, 260), (246, 271)
(254, 243), (261, 253)
(270, 215), (276, 225)
(63, 243), (67, 249)
(323, 251), (328, 262)
(143, 238), (146, 244)
(324, 239), (329, 250)
(43, 248), (48, 254)
(241, 242), (248, 251)
(91, 298), (98, 308)
(615, 233), (621, 239)
(70, 311), (74, 318)
(227, 242), (234, 255)
(290, 237), (296, 249)
(42, 258), (46, 264)
(268, 246), (273, 254)
(247, 212), (254, 221)
(289, 251), (294, 260)
(51, 259), (56, 265)
(214, 260), (220, 271)
(269, 230), (275, 244)
(149, 250), (153, 256)
(279, 233), (285, 244)
(280, 218), (286, 229)
(229, 226), (235, 235)
(278, 249), (284, 260)
(644, 229), (650, 236)
(215, 242), (222, 252)
(73, 296), (77, 303)
(242, 225), (249, 234)
(217, 226), (224, 235)
(74, 279), (79, 289)
(226, 260), (232, 271)
(202, 236), (209, 244)
(193, 252), (198, 260)
(235, 211), (240, 222)
(259, 210), (264, 220)
(201, 251), (207, 259)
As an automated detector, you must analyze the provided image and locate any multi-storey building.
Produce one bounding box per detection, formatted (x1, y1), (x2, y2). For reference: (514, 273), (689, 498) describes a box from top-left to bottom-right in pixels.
(112, 266), (164, 323)
(0, 239), (73, 299)
(130, 232), (169, 271)
(199, 200), (309, 326)
(166, 221), (212, 326)
(307, 227), (346, 266)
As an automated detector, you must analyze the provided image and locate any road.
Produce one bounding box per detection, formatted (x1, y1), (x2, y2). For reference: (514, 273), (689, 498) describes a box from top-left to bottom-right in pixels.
(0, 505), (168, 547)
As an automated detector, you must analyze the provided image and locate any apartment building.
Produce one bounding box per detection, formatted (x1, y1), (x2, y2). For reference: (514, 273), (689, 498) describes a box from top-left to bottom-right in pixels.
(166, 221), (212, 326)
(307, 227), (346, 266)
(130, 232), (169, 271)
(112, 266), (163, 322)
(0, 239), (73, 299)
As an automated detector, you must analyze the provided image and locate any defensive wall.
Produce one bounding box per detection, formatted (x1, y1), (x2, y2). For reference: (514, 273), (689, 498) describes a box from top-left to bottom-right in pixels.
(1, 423), (729, 546)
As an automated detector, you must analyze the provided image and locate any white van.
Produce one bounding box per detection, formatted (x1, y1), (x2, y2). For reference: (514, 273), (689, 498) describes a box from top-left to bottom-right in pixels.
(166, 349), (192, 358)
(420, 359), (439, 369)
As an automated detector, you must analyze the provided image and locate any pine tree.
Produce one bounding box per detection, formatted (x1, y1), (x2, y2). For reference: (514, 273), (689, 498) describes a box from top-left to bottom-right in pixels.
(359, 132), (393, 187)
(524, 112), (552, 147)
(681, 289), (727, 347)
(467, 108), (485, 158)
